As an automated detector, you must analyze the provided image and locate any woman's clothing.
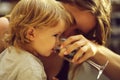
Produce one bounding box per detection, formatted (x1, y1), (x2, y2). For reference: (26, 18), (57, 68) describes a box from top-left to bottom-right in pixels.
(0, 46), (47, 80)
(68, 62), (110, 80)
(56, 60), (69, 80)
(57, 60), (110, 80)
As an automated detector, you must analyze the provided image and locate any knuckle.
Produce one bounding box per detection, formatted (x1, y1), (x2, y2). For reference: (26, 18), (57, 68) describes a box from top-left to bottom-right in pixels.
(69, 36), (74, 41)
(79, 34), (84, 38)
(74, 42), (80, 47)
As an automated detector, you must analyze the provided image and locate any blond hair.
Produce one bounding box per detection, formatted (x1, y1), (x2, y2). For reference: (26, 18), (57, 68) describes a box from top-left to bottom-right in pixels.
(58, 0), (111, 45)
(6, 0), (73, 47)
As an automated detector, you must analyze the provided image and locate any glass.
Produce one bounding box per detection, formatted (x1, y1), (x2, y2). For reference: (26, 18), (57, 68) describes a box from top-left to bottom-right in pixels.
(54, 38), (109, 80)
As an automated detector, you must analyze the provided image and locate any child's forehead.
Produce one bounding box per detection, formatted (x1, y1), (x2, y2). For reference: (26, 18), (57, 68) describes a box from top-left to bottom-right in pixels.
(43, 20), (66, 33)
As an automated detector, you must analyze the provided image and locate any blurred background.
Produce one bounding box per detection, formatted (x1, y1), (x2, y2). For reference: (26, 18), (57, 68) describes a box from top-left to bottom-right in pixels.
(0, 0), (120, 54)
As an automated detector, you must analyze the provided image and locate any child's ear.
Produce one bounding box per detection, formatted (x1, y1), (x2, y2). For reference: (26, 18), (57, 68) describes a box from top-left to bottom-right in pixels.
(26, 27), (36, 41)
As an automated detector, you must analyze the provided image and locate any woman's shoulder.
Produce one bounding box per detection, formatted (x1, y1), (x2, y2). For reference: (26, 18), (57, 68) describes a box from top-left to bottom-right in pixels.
(0, 17), (9, 23)
(0, 17), (9, 30)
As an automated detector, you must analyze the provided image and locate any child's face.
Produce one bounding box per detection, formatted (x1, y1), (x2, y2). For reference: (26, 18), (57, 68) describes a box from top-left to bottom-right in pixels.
(30, 20), (66, 57)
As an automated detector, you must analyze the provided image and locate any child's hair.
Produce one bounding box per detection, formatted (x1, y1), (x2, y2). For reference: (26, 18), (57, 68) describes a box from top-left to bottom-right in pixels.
(57, 0), (112, 45)
(6, 0), (73, 47)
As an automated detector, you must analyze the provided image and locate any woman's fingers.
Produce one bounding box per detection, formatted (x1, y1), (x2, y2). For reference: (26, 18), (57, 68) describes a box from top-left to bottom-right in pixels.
(76, 52), (91, 64)
(58, 47), (67, 57)
(61, 35), (83, 47)
(52, 77), (59, 80)
(59, 34), (98, 64)
(59, 35), (83, 57)
(64, 39), (86, 55)
(72, 45), (89, 62)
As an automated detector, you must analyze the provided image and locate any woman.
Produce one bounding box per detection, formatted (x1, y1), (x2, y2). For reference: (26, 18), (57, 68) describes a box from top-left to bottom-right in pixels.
(0, 0), (120, 80)
(43, 0), (120, 80)
(0, 17), (9, 52)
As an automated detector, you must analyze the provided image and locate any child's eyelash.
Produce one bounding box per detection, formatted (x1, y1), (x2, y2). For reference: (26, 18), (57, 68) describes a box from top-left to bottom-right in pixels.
(53, 34), (59, 37)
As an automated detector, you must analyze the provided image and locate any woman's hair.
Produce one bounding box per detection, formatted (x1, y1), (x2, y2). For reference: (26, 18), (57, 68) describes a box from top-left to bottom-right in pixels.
(57, 0), (112, 45)
(6, 0), (73, 46)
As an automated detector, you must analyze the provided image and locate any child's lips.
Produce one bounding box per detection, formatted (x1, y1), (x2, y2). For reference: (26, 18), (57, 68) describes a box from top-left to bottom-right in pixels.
(51, 48), (56, 54)
(51, 47), (60, 54)
(52, 48), (59, 54)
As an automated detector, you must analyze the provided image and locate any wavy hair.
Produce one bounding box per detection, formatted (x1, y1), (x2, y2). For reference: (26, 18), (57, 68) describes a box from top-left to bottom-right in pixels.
(6, 0), (73, 46)
(57, 0), (112, 45)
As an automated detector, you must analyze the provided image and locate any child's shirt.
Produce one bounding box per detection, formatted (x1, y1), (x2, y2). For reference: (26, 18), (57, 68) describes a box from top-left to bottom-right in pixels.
(0, 46), (47, 80)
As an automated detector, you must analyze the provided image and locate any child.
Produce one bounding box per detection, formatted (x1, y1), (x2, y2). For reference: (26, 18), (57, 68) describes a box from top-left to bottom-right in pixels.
(0, 0), (72, 80)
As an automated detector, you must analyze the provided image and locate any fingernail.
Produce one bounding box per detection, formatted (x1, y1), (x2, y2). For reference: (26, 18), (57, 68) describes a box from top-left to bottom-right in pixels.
(72, 59), (75, 62)
(60, 45), (64, 48)
(64, 51), (68, 55)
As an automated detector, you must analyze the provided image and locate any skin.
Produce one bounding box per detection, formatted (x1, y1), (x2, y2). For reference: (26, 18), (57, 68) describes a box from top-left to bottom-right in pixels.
(0, 17), (9, 52)
(41, 3), (99, 80)
(59, 3), (120, 80)
(0, 2), (120, 80)
(0, 17), (66, 80)
(22, 20), (66, 57)
(37, 3), (120, 80)
(59, 3), (98, 63)
(62, 3), (96, 35)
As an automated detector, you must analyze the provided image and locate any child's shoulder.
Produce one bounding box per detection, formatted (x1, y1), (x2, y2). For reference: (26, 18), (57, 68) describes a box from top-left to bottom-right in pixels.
(1, 46), (44, 70)
(10, 46), (44, 68)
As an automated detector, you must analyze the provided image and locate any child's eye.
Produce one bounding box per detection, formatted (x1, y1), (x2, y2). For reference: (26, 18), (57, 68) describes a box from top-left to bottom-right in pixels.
(53, 34), (59, 37)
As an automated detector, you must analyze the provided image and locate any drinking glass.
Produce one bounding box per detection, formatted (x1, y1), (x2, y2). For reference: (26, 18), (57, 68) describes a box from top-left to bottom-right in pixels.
(54, 38), (109, 80)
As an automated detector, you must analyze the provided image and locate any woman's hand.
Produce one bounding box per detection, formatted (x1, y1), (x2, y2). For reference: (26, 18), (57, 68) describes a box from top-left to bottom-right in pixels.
(52, 77), (59, 80)
(59, 35), (98, 64)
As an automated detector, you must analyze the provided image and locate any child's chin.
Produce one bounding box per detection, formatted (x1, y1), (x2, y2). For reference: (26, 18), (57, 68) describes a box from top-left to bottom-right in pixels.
(45, 52), (52, 57)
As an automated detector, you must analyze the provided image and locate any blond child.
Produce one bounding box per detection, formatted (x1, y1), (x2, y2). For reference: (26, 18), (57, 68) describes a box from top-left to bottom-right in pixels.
(0, 0), (72, 80)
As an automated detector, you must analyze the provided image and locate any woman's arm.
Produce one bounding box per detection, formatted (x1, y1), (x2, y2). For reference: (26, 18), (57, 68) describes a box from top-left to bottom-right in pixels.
(0, 17), (9, 53)
(59, 35), (120, 80)
(93, 45), (120, 80)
